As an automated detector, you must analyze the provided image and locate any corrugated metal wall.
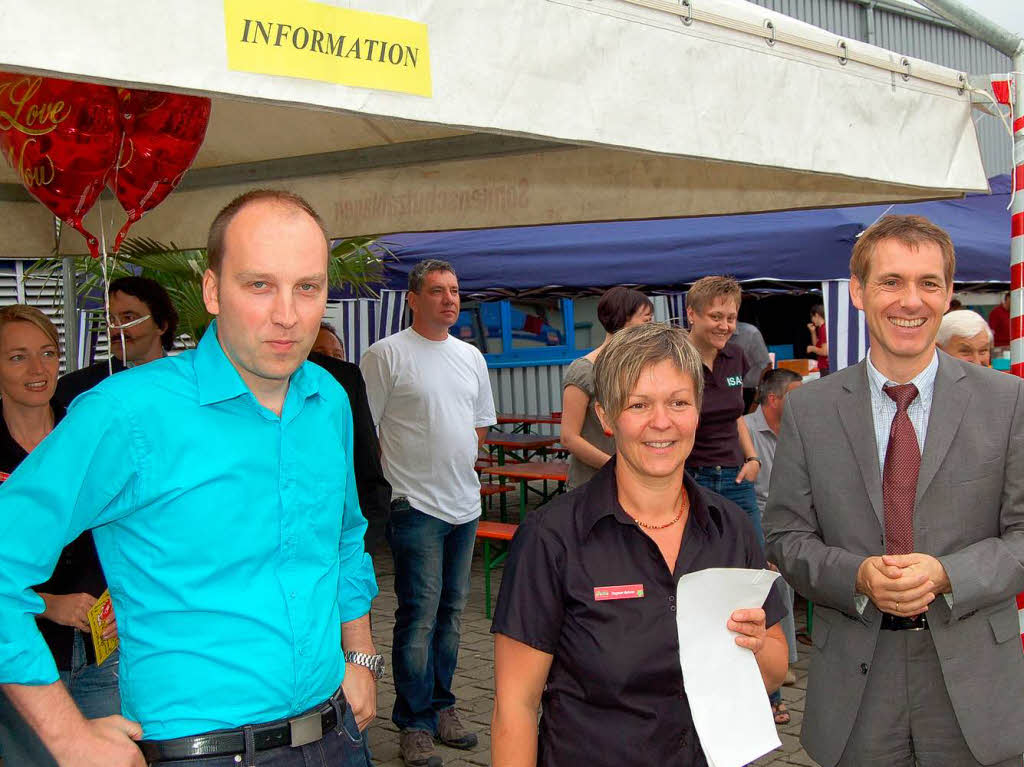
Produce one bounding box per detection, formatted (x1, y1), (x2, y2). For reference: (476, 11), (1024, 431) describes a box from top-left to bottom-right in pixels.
(749, 0), (1013, 176)
(488, 364), (568, 435)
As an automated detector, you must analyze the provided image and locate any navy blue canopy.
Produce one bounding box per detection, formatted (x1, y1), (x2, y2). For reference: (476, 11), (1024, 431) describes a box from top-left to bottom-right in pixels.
(379, 176), (1011, 293)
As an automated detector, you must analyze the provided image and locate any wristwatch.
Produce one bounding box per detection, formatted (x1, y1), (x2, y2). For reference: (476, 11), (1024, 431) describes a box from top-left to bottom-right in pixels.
(744, 456), (762, 465)
(344, 651), (387, 680)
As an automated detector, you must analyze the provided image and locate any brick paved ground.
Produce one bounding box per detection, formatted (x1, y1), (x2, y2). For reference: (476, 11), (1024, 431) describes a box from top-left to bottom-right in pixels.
(368, 494), (821, 767)
(0, 504), (818, 767)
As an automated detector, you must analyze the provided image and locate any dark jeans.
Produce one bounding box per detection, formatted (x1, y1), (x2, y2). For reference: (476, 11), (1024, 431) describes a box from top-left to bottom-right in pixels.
(686, 465), (764, 549)
(0, 632), (120, 767)
(149, 700), (370, 767)
(688, 466), (776, 704)
(60, 630), (121, 718)
(386, 499), (478, 733)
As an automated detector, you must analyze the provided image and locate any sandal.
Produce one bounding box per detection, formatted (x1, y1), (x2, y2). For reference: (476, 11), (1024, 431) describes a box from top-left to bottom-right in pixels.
(772, 701), (791, 725)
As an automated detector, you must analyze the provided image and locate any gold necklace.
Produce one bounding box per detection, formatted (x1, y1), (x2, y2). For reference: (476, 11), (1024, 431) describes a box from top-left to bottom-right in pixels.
(632, 492), (688, 530)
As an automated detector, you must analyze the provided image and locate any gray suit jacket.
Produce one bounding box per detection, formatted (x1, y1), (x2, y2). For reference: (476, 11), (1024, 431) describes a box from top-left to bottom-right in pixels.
(764, 352), (1024, 767)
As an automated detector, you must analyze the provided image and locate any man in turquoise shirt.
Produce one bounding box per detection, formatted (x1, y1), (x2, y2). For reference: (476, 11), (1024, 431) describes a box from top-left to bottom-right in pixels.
(0, 191), (380, 767)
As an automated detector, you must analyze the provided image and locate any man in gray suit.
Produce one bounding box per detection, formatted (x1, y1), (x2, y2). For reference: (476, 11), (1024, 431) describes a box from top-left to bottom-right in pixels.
(764, 214), (1024, 767)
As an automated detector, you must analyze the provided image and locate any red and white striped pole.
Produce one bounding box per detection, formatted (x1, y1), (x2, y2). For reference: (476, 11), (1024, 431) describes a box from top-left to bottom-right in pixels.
(1011, 63), (1024, 379)
(1011, 60), (1024, 648)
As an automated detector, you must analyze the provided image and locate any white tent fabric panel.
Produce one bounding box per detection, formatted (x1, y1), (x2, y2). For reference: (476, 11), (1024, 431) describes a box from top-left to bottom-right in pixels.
(0, 0), (989, 258)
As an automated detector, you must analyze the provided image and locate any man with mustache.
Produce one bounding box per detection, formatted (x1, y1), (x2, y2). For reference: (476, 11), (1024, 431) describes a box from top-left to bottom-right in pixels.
(54, 276), (178, 408)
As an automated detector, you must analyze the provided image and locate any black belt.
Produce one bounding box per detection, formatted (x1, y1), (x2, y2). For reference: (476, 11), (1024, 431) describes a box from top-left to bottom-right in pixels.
(880, 613), (928, 631)
(138, 692), (342, 762)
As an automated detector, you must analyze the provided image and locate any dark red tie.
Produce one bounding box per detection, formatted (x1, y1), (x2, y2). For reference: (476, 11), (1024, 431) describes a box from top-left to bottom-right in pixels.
(882, 383), (920, 555)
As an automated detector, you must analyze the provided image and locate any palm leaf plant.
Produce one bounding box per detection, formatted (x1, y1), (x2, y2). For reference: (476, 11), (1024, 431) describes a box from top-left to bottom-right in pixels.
(30, 235), (389, 346)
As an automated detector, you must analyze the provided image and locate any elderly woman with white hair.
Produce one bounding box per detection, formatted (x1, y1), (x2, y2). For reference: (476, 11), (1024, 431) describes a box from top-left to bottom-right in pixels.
(937, 309), (992, 366)
(490, 322), (787, 767)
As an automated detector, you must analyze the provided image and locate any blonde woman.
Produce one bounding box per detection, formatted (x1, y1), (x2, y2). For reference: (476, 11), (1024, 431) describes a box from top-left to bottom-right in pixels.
(493, 323), (787, 767)
(0, 305), (120, 719)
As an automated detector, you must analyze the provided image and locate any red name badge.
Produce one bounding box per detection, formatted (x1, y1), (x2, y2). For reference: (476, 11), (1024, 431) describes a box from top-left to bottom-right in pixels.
(594, 584), (645, 601)
(0, 471), (9, 483)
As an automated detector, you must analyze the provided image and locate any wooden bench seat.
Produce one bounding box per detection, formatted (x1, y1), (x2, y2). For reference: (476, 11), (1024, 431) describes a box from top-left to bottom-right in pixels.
(480, 483), (515, 498)
(476, 521), (519, 617)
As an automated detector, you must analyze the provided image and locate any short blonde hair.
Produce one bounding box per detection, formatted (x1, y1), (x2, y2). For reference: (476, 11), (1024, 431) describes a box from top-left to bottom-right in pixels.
(0, 304), (60, 350)
(594, 322), (704, 420)
(850, 215), (955, 287)
(686, 275), (741, 314)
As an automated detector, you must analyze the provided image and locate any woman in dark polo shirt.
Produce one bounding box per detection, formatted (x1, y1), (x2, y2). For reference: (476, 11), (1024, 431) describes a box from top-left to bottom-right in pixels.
(0, 306), (120, 751)
(490, 323), (788, 767)
(683, 276), (764, 546)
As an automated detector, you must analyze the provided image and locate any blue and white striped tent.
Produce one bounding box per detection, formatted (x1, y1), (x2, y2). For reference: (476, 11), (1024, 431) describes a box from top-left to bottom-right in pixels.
(822, 279), (869, 372)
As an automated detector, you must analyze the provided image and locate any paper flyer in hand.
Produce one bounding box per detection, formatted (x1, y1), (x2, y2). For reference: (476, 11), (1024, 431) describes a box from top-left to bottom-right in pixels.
(86, 589), (118, 666)
(675, 568), (781, 767)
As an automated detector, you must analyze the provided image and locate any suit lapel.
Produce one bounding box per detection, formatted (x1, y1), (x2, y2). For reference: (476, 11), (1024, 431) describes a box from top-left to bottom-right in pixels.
(916, 353), (968, 503)
(837, 362), (885, 529)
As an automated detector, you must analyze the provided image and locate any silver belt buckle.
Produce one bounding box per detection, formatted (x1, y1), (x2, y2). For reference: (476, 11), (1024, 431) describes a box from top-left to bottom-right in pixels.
(289, 710), (323, 748)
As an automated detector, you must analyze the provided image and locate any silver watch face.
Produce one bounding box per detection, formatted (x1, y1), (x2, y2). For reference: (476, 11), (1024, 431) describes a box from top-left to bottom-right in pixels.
(348, 652), (386, 678)
(369, 654), (386, 677)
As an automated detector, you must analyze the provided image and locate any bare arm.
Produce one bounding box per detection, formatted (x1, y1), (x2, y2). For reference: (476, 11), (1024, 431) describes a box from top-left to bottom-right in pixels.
(477, 426), (489, 447)
(727, 610), (789, 693)
(735, 416), (760, 483)
(492, 634), (553, 767)
(2, 682), (144, 767)
(560, 385), (612, 470)
(341, 613), (377, 731)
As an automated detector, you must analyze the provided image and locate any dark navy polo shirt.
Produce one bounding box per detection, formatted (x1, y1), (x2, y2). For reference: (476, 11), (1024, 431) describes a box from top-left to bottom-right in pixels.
(690, 341), (749, 467)
(491, 458), (785, 767)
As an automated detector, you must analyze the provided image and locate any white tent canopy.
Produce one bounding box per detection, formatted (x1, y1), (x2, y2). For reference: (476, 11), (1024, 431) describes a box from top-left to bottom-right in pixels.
(0, 0), (988, 257)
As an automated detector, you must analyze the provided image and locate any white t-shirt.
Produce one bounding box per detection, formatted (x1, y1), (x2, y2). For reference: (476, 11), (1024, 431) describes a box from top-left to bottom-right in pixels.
(360, 328), (496, 524)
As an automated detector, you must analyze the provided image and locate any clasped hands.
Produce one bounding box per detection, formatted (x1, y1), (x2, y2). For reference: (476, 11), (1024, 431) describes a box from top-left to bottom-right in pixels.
(856, 553), (951, 616)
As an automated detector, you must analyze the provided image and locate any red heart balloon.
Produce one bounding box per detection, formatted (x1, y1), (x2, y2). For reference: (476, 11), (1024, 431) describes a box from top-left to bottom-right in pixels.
(110, 89), (211, 253)
(0, 74), (120, 257)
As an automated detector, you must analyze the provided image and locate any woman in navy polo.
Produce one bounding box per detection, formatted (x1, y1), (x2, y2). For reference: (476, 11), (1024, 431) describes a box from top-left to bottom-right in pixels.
(683, 276), (765, 546)
(490, 322), (788, 767)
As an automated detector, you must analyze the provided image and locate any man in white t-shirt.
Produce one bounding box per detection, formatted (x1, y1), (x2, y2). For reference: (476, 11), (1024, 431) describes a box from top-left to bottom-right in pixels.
(361, 259), (496, 767)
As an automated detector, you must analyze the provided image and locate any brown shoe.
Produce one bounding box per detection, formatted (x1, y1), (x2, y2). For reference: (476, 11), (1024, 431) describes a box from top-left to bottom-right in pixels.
(437, 707), (478, 750)
(400, 729), (443, 767)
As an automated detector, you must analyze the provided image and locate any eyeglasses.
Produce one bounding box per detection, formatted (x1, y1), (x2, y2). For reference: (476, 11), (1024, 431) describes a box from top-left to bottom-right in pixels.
(107, 313), (152, 331)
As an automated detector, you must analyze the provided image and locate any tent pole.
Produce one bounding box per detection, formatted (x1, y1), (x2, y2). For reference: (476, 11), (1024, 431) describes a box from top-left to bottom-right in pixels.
(1011, 48), (1023, 379)
(61, 256), (79, 373)
(912, 0), (1023, 377)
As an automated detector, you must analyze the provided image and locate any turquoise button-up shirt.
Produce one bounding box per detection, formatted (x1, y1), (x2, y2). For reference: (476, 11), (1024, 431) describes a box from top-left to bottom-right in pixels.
(0, 324), (377, 739)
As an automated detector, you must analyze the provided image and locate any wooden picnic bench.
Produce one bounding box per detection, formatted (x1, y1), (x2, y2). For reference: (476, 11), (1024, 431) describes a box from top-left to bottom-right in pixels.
(476, 521), (518, 618)
(482, 460), (569, 522)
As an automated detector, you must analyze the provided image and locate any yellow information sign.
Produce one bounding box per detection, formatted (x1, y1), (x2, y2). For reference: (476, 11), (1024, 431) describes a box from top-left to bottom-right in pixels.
(224, 0), (431, 97)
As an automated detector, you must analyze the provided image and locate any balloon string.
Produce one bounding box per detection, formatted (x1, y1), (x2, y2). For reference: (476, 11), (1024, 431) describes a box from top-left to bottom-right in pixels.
(97, 197), (125, 377)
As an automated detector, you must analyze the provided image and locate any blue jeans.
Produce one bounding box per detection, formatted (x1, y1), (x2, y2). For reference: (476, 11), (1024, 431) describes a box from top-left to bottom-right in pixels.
(149, 700), (370, 766)
(386, 500), (478, 733)
(0, 631), (120, 766)
(59, 630), (121, 718)
(687, 466), (764, 549)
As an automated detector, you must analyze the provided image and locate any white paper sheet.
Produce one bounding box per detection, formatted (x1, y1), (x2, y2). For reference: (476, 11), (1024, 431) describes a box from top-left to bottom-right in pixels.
(675, 568), (782, 767)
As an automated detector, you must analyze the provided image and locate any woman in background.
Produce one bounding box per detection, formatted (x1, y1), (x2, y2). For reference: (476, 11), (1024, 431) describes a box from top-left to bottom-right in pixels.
(0, 305), (119, 765)
(560, 286), (652, 489)
(806, 304), (829, 375)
